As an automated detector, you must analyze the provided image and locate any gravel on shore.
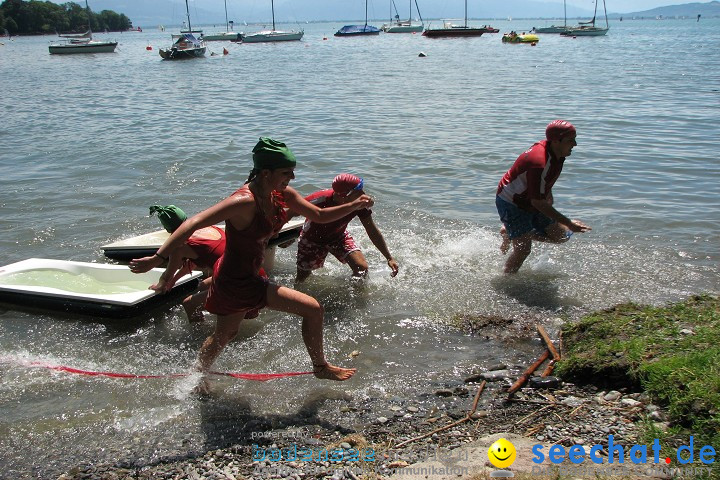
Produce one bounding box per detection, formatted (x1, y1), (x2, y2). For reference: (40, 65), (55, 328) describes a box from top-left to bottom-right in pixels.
(58, 369), (662, 480)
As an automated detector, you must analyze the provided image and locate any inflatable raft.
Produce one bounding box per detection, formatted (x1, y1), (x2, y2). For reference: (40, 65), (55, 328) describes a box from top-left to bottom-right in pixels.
(502, 33), (539, 43)
(0, 258), (202, 318)
(101, 218), (305, 261)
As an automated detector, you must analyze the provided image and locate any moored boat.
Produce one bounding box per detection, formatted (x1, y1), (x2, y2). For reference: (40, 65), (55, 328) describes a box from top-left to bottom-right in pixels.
(49, 38), (118, 54)
(159, 33), (206, 59)
(242, 0), (303, 42)
(422, 0), (488, 38)
(381, 0), (424, 33)
(335, 0), (381, 36)
(48, 1), (117, 54)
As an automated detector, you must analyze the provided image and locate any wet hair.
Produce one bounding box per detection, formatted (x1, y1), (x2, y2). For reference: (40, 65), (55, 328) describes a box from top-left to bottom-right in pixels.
(245, 168), (259, 184)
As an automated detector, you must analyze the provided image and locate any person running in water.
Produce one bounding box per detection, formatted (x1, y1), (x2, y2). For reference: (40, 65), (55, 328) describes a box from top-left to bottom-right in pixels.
(130, 138), (373, 381)
(295, 174), (399, 282)
(496, 120), (591, 273)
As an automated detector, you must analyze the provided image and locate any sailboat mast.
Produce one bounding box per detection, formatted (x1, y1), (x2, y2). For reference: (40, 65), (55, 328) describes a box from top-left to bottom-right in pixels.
(603, 0), (609, 28)
(271, 0), (276, 31)
(408, 0), (412, 22)
(415, 0), (424, 24)
(185, 0), (192, 33)
(464, 0), (468, 28)
(563, 0), (567, 27)
(224, 0), (229, 32)
(365, 0), (369, 27)
(85, 0), (91, 32)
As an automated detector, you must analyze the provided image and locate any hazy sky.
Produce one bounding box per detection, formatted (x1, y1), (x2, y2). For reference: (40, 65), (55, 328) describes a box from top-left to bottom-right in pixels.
(51, 0), (712, 22)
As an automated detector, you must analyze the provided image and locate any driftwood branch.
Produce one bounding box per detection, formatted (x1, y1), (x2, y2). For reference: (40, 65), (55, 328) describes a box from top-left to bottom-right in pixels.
(506, 349), (550, 397)
(540, 359), (556, 377)
(536, 324), (561, 360)
(394, 380), (486, 448)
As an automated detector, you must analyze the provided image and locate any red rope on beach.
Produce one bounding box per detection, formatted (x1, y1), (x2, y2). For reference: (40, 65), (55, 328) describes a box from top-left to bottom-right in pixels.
(25, 361), (313, 381)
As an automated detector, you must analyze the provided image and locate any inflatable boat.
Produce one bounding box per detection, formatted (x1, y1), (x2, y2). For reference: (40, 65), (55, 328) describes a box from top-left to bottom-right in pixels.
(502, 33), (539, 43)
(0, 258), (202, 318)
(101, 218), (305, 261)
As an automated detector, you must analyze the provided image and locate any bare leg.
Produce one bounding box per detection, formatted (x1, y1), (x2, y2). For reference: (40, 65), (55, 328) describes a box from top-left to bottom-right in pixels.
(345, 250), (369, 277)
(499, 225), (511, 254)
(504, 234), (533, 274)
(183, 277), (212, 322)
(265, 284), (356, 381)
(183, 290), (208, 322)
(196, 313), (244, 371)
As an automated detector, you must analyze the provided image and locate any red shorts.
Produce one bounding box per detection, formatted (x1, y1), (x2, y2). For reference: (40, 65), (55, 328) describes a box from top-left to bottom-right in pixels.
(296, 230), (360, 272)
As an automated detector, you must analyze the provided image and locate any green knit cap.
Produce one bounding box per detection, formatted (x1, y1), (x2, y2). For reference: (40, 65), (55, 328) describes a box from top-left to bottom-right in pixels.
(252, 137), (297, 170)
(149, 205), (187, 233)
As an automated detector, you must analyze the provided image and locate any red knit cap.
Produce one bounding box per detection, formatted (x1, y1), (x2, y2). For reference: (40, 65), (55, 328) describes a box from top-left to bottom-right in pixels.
(332, 174), (363, 195)
(545, 120), (576, 142)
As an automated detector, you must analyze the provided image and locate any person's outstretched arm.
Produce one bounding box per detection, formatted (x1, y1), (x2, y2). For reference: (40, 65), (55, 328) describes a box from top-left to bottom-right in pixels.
(283, 187), (374, 224)
(359, 215), (399, 277)
(530, 198), (591, 232)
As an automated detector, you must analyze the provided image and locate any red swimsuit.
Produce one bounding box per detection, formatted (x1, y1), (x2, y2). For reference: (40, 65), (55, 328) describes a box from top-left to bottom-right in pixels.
(205, 185), (287, 316)
(185, 225), (226, 271)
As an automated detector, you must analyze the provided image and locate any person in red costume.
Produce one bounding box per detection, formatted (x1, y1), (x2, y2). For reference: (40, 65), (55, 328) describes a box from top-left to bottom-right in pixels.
(496, 120), (592, 273)
(295, 174), (399, 282)
(130, 138), (372, 382)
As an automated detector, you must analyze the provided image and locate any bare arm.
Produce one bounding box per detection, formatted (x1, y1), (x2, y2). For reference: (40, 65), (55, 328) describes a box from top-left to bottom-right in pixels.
(360, 215), (399, 277)
(530, 198), (591, 233)
(283, 187), (374, 224)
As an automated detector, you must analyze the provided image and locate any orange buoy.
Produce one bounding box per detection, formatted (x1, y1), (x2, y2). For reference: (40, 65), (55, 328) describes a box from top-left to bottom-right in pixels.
(323, 36), (328, 40)
(223, 47), (229, 55)
(146, 45), (152, 50)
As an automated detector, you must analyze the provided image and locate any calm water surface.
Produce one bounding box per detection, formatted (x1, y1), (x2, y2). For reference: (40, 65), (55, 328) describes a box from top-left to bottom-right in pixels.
(0, 19), (718, 478)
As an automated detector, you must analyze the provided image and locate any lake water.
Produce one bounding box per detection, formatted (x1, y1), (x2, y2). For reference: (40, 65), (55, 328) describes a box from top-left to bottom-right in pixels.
(1, 19), (718, 478)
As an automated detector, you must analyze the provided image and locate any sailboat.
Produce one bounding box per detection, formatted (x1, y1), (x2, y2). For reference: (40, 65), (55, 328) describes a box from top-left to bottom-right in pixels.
(202, 0), (242, 41)
(335, 0), (381, 36)
(159, 0), (206, 59)
(242, 0), (304, 42)
(422, 0), (488, 37)
(48, 0), (117, 54)
(533, 0), (572, 33)
(381, 0), (424, 33)
(560, 0), (609, 36)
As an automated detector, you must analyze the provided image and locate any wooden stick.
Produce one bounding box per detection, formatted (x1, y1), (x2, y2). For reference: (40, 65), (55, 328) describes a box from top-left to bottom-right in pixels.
(540, 359), (555, 377)
(394, 381), (486, 448)
(536, 324), (561, 360)
(506, 349), (551, 396)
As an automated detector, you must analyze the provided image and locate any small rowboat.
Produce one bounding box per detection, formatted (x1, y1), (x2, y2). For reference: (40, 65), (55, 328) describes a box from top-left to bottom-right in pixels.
(0, 258), (202, 318)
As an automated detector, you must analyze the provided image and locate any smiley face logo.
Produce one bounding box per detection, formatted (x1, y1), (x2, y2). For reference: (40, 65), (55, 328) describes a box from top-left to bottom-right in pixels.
(488, 438), (516, 469)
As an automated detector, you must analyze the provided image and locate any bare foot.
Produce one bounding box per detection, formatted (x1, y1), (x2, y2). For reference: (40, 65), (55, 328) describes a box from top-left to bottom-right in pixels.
(313, 363), (357, 381)
(499, 225), (511, 255)
(192, 377), (212, 396)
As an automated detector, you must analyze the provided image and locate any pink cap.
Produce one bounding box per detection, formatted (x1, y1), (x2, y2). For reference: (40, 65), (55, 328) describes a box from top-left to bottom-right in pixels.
(546, 120), (576, 142)
(332, 174), (363, 195)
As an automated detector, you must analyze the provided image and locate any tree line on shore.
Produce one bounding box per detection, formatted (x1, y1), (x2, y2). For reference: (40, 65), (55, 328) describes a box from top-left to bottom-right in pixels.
(0, 0), (132, 35)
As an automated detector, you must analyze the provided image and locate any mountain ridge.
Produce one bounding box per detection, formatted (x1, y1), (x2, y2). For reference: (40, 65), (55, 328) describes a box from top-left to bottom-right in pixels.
(56, 0), (720, 27)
